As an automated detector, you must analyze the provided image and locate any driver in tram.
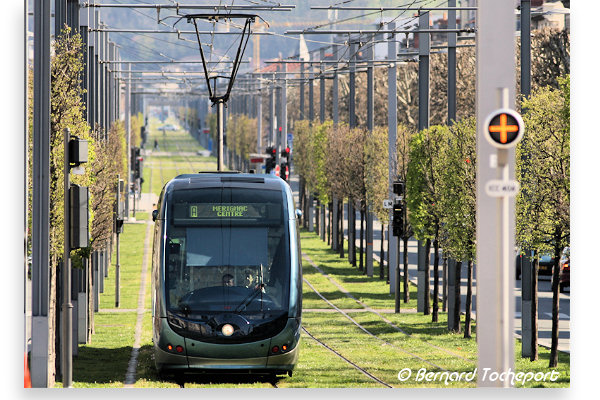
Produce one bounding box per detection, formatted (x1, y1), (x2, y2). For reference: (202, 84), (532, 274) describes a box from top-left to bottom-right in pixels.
(222, 273), (234, 287)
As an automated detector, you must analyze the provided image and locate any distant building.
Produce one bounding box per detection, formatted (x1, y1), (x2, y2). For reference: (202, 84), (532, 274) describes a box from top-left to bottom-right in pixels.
(531, 1), (569, 32)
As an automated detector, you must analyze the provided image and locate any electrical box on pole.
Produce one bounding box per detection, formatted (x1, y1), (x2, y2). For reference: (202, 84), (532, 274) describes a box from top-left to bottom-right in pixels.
(70, 185), (89, 249)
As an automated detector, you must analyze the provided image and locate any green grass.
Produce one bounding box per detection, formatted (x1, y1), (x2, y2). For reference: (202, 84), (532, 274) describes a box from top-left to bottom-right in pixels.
(101, 223), (148, 310)
(299, 228), (570, 388)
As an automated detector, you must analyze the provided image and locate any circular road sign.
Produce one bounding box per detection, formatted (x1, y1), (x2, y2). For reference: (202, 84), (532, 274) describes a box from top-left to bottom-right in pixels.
(483, 109), (524, 149)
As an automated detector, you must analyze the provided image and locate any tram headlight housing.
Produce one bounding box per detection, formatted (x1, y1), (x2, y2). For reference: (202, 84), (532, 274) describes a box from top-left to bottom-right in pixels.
(221, 324), (234, 337)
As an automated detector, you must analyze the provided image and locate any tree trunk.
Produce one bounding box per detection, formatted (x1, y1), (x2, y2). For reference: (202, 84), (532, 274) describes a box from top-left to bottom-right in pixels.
(359, 203), (364, 271)
(424, 238), (431, 315)
(432, 239), (439, 323)
(380, 224), (386, 280)
(453, 261), (462, 333)
(349, 199), (355, 266)
(327, 202), (332, 245)
(531, 251), (539, 361)
(549, 230), (562, 367)
(338, 200), (344, 258)
(315, 199), (320, 234)
(403, 237), (409, 303)
(464, 259), (473, 338)
(442, 256), (447, 312)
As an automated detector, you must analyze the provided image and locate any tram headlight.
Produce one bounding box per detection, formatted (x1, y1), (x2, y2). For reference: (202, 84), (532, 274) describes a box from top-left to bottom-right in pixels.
(221, 324), (234, 336)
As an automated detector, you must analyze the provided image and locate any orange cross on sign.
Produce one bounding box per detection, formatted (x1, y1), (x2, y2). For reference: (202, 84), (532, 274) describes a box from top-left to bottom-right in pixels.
(484, 109), (524, 149)
(489, 114), (519, 143)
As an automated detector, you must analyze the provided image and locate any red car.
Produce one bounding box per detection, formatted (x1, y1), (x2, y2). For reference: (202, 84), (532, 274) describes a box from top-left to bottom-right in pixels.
(559, 247), (570, 293)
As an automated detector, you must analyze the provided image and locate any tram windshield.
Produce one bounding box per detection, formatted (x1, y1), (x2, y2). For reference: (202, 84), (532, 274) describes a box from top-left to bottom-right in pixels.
(165, 187), (290, 318)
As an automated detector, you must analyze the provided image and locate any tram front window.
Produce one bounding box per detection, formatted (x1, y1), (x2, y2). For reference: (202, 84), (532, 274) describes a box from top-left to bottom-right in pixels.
(165, 188), (290, 319)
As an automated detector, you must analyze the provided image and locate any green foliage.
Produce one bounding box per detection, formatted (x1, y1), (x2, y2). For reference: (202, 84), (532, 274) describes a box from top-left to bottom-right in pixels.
(364, 126), (390, 223)
(130, 112), (144, 148)
(226, 113), (257, 160)
(293, 119), (313, 189)
(313, 121), (332, 204)
(516, 75), (570, 253)
(406, 126), (449, 242)
(438, 118), (477, 261)
(207, 112), (218, 143)
(50, 27), (96, 263)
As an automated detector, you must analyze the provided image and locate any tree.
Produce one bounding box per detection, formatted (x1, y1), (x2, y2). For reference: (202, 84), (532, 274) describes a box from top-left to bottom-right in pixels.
(517, 75), (570, 367)
(364, 125), (390, 278)
(406, 125), (448, 320)
(438, 117), (477, 336)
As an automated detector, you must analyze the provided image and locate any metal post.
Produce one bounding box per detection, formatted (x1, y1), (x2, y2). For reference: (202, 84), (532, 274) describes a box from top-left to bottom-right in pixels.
(61, 128), (73, 388)
(308, 71), (314, 123)
(217, 99), (225, 171)
(387, 22), (399, 297)
(31, 0), (51, 387)
(125, 63), (131, 218)
(521, 0), (531, 99)
(319, 48), (325, 123)
(66, 0), (79, 33)
(476, 2), (517, 387)
(269, 78), (275, 147)
(349, 40), (356, 128)
(448, 0), (457, 125)
(332, 42), (339, 125)
(417, 10), (430, 314)
(79, 5), (89, 122)
(55, 0), (66, 37)
(115, 176), (121, 308)
(300, 61), (305, 119)
(366, 35), (374, 277)
(257, 80), (262, 153)
(282, 64), (288, 151)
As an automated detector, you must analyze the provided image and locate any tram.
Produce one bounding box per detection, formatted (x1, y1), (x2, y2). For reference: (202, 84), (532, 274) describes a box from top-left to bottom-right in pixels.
(151, 172), (302, 378)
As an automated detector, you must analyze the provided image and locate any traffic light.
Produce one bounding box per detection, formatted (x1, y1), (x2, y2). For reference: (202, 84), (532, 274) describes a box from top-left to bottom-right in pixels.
(131, 147), (143, 179)
(265, 146), (277, 174)
(392, 179), (405, 237)
(280, 146), (290, 181)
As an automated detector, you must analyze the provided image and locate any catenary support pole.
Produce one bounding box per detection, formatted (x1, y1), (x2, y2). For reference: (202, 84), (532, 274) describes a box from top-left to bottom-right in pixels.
(365, 35), (374, 277)
(217, 99), (224, 171)
(61, 128), (73, 388)
(448, 0), (457, 125)
(417, 10), (431, 314)
(476, 1), (517, 387)
(125, 63), (131, 218)
(31, 0), (51, 387)
(387, 22), (400, 299)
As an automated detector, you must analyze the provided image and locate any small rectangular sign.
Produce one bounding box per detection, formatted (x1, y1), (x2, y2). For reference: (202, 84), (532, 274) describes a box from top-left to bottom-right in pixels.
(485, 180), (520, 197)
(383, 199), (393, 209)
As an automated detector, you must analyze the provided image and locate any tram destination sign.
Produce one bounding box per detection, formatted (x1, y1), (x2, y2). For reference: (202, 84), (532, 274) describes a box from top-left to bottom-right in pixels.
(172, 202), (282, 223)
(483, 108), (524, 149)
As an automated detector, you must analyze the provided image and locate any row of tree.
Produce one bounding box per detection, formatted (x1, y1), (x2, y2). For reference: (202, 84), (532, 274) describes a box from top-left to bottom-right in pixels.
(293, 74), (569, 367)
(27, 28), (129, 385)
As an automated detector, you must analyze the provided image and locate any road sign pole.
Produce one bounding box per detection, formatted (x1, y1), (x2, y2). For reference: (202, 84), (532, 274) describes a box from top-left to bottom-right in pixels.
(476, 2), (517, 387)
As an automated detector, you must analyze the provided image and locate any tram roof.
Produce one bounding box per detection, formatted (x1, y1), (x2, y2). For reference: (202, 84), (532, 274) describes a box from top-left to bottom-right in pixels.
(167, 172), (288, 192)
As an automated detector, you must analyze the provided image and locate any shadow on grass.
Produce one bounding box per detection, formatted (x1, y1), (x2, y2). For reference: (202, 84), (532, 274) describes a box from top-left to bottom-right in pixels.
(73, 345), (132, 384)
